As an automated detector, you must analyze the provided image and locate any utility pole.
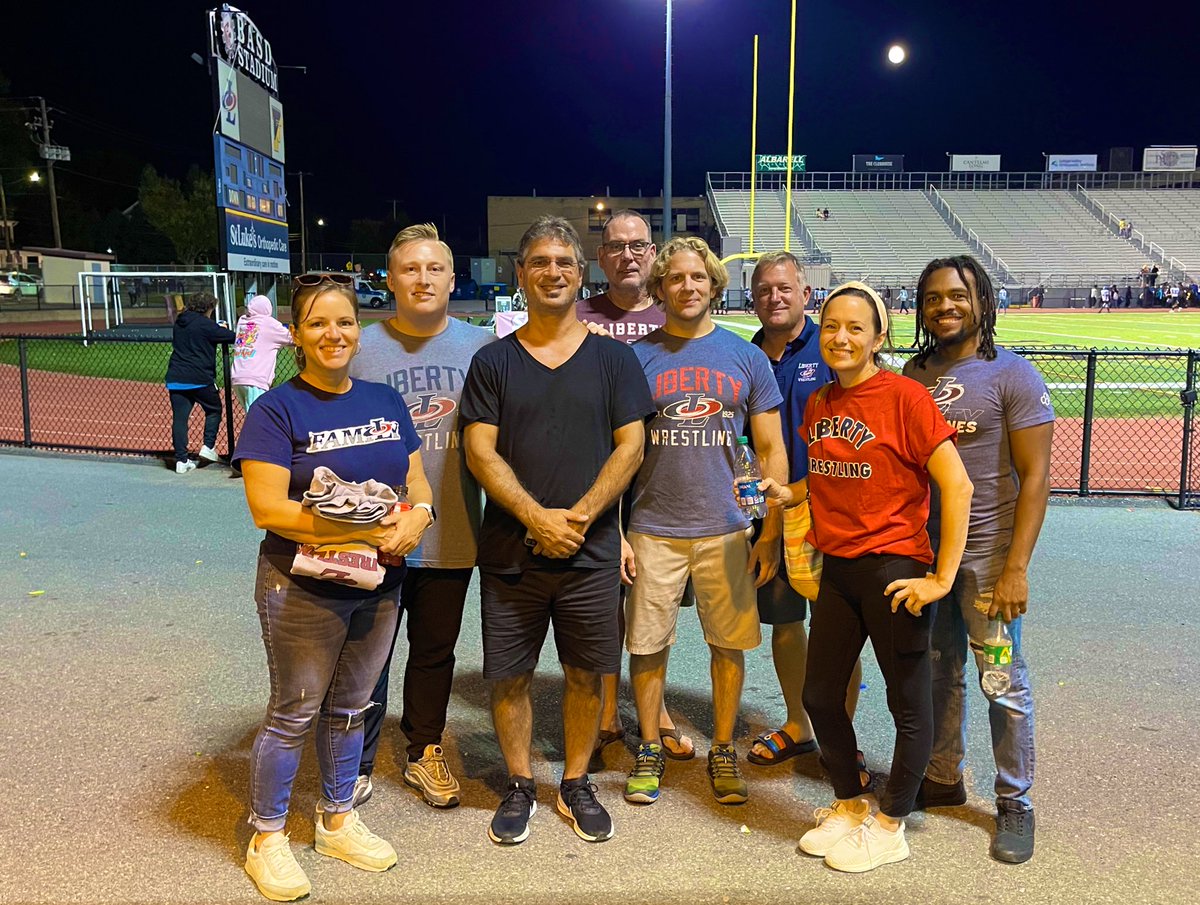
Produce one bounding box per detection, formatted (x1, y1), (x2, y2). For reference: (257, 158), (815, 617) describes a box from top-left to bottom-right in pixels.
(289, 171), (312, 273)
(35, 97), (62, 248)
(0, 175), (12, 267)
(386, 198), (402, 222)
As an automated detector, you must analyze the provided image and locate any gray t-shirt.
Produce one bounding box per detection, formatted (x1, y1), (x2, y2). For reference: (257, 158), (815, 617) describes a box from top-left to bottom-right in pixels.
(631, 326), (783, 538)
(351, 317), (495, 568)
(903, 346), (1054, 553)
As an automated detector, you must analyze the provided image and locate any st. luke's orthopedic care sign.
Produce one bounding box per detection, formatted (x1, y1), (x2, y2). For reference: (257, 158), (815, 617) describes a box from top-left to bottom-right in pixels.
(225, 212), (290, 273)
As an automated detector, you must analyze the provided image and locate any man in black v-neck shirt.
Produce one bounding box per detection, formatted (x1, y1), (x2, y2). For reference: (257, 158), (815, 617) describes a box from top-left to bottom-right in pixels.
(461, 216), (653, 846)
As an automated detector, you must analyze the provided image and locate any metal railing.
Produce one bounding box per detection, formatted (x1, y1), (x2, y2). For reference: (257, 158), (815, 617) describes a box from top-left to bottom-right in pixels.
(708, 171), (1200, 192)
(925, 185), (1014, 282)
(1, 333), (1196, 508)
(1072, 185), (1191, 279)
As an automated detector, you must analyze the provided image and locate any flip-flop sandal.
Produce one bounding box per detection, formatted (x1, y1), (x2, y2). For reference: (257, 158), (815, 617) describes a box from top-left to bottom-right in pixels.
(659, 726), (696, 761)
(819, 749), (874, 795)
(746, 728), (818, 765)
(593, 727), (625, 756)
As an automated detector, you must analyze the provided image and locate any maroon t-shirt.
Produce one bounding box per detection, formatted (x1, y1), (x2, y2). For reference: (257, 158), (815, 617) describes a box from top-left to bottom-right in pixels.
(576, 293), (664, 345)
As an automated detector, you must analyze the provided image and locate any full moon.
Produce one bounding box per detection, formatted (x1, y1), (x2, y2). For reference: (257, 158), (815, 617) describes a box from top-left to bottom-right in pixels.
(887, 44), (906, 65)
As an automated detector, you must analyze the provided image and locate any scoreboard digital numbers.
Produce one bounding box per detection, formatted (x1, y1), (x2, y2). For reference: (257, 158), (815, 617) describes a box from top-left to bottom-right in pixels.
(208, 4), (290, 273)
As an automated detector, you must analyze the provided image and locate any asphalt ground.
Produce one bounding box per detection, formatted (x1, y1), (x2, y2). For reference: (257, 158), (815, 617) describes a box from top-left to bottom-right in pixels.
(1, 450), (1197, 905)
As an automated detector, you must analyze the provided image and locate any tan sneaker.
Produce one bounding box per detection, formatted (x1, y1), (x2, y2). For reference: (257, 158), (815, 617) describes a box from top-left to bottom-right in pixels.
(245, 833), (311, 902)
(403, 744), (461, 808)
(313, 808), (397, 872)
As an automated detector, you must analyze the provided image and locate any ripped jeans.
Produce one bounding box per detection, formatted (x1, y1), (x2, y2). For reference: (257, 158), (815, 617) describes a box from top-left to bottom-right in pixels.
(248, 556), (400, 833)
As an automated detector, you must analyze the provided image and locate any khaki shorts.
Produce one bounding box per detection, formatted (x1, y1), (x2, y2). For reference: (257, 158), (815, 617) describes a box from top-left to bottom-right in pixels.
(625, 529), (762, 654)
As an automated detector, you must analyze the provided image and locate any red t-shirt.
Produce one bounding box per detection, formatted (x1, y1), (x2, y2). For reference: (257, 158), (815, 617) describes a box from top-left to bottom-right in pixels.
(802, 369), (956, 563)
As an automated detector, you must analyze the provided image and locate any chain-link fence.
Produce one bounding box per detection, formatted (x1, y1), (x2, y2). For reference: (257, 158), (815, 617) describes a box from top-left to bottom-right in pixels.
(0, 333), (1196, 507)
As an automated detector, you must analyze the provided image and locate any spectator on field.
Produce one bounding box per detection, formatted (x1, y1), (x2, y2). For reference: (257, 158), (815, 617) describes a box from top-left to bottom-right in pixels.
(1124, 286), (1133, 308)
(164, 290), (236, 474)
(897, 286), (911, 314)
(1149, 265), (1159, 288)
(882, 286), (893, 309)
(1089, 285), (1099, 309)
(232, 295), (294, 411)
(997, 285), (1009, 314)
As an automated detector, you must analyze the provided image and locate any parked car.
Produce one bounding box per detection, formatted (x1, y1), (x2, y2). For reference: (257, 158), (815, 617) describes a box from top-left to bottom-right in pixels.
(353, 277), (390, 309)
(5, 272), (42, 298)
(0, 275), (17, 299)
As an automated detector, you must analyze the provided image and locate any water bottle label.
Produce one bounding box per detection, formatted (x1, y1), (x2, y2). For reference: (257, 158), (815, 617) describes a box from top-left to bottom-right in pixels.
(982, 640), (1013, 667)
(735, 478), (764, 507)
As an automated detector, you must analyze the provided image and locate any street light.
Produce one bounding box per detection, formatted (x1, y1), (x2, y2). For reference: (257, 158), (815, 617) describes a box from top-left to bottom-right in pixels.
(662, 0), (673, 244)
(29, 171), (40, 183)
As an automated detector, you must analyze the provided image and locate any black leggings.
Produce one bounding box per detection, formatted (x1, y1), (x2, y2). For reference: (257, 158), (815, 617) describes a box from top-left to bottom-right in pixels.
(168, 385), (222, 463)
(802, 553), (934, 818)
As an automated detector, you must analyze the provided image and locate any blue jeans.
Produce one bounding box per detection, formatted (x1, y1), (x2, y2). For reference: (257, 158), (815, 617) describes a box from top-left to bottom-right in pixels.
(248, 556), (400, 833)
(927, 553), (1036, 810)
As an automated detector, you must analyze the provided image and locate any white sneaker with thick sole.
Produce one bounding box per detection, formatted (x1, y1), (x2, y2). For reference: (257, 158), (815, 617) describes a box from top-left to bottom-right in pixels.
(313, 807), (396, 872)
(824, 815), (910, 873)
(175, 460), (197, 474)
(199, 444), (220, 462)
(797, 798), (870, 856)
(403, 744), (461, 808)
(245, 833), (311, 902)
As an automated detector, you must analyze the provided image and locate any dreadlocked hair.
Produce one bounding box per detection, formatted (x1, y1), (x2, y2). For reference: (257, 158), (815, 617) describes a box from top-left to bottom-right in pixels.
(910, 255), (998, 368)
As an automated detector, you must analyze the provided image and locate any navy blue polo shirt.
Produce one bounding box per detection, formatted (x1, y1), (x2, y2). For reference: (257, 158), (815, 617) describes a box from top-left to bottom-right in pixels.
(751, 316), (832, 482)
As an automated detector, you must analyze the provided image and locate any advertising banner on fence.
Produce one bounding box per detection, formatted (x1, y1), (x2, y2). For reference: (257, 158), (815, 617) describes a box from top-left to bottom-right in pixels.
(1046, 154), (1098, 172)
(852, 154), (904, 172)
(950, 154), (1001, 172)
(756, 154), (806, 172)
(1143, 146), (1197, 172)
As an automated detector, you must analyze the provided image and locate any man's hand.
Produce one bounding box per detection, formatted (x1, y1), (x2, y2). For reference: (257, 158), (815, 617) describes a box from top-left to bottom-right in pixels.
(620, 534), (637, 586)
(528, 507), (589, 558)
(746, 535), (780, 588)
(990, 567), (1029, 622)
(885, 573), (952, 616)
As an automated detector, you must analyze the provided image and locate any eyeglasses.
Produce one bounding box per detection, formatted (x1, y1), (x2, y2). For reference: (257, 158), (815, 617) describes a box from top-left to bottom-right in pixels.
(293, 273), (354, 287)
(600, 240), (652, 256)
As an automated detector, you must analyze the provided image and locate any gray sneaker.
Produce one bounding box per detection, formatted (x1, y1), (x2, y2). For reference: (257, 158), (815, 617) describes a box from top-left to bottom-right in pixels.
(403, 744), (461, 808)
(351, 774), (373, 808)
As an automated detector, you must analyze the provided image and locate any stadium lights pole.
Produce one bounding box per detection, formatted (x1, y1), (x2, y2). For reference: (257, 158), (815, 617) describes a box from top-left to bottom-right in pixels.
(289, 171), (312, 273)
(663, 0), (673, 244)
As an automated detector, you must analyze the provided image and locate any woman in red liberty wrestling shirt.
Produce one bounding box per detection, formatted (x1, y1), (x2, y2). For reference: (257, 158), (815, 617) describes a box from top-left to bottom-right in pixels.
(760, 281), (973, 873)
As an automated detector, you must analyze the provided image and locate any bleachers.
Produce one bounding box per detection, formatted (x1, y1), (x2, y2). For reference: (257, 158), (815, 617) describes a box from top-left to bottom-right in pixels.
(709, 190), (796, 255)
(940, 190), (1150, 284)
(796, 191), (976, 285)
(1091, 190), (1200, 272)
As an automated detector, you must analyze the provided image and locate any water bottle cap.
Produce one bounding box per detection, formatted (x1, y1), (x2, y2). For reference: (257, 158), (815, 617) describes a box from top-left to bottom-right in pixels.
(737, 436), (749, 445)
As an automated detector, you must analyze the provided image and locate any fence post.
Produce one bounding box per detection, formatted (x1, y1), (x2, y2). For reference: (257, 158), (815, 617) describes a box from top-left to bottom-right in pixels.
(1172, 349), (1197, 511)
(1079, 349), (1098, 496)
(18, 337), (32, 447)
(222, 342), (236, 459)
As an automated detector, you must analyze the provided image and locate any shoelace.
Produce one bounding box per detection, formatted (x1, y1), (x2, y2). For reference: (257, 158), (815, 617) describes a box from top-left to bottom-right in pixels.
(423, 749), (451, 783)
(630, 747), (663, 777)
(998, 809), (1029, 833)
(499, 784), (535, 817)
(812, 806), (836, 824)
(262, 835), (300, 873)
(709, 749), (741, 779)
(563, 782), (604, 816)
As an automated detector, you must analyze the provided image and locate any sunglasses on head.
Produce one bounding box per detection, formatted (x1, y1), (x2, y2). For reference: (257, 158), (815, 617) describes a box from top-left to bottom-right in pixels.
(293, 273), (354, 288)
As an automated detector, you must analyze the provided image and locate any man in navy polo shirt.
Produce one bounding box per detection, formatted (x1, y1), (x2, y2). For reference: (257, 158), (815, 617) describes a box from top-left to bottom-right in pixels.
(745, 252), (864, 772)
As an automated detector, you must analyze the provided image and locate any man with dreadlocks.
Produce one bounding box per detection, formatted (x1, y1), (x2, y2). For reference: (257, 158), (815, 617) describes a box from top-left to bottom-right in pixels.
(903, 255), (1054, 865)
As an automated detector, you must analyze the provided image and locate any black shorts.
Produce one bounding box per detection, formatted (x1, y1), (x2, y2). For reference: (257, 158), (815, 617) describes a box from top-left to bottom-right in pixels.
(757, 570), (807, 625)
(480, 567), (621, 680)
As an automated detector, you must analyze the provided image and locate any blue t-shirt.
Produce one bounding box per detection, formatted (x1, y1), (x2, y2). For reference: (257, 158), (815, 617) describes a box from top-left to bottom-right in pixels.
(630, 326), (783, 538)
(233, 375), (422, 598)
(751, 316), (832, 482)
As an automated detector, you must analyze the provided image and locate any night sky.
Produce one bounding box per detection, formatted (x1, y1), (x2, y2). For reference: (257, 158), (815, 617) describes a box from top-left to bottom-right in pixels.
(9, 0), (1198, 255)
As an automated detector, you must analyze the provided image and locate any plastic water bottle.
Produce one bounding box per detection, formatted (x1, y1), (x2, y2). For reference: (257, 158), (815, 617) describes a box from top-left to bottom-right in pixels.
(980, 619), (1013, 695)
(378, 485), (411, 567)
(734, 436), (768, 519)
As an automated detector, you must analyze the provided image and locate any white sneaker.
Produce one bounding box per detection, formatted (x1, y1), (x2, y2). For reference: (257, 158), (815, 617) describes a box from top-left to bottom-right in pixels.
(403, 744), (461, 808)
(351, 774), (373, 808)
(313, 807), (397, 872)
(175, 460), (197, 474)
(824, 815), (910, 873)
(245, 833), (311, 902)
(199, 444), (220, 462)
(797, 798), (869, 856)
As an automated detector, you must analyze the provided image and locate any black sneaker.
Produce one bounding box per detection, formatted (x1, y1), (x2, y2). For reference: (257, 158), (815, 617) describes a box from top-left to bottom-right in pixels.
(914, 776), (967, 809)
(991, 804), (1035, 863)
(488, 777), (537, 845)
(557, 776), (614, 842)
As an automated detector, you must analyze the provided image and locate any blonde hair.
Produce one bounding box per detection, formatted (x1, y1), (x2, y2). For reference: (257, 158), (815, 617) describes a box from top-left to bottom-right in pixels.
(387, 222), (453, 270)
(646, 236), (729, 304)
(750, 251), (807, 290)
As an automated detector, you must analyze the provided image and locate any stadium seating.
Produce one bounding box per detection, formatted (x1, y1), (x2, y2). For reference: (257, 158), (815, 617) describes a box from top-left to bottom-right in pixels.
(709, 190), (799, 257)
(940, 190), (1151, 284)
(1090, 190), (1200, 273)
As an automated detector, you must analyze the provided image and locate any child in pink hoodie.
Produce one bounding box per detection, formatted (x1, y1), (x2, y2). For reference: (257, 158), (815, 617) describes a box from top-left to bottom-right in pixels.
(231, 295), (294, 410)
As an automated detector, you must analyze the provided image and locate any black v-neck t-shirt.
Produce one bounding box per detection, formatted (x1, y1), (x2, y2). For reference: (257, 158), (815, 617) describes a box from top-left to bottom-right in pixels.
(460, 331), (654, 572)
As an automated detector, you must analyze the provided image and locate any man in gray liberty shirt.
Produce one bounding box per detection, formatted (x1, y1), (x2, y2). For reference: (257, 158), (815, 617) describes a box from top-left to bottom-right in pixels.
(349, 223), (494, 809)
(904, 255), (1054, 865)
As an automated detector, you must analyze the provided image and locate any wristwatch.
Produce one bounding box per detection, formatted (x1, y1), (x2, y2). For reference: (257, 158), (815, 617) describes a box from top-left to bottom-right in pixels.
(414, 502), (436, 525)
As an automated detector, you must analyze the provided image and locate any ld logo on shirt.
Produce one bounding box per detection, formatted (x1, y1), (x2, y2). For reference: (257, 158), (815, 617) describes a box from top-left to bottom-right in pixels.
(928, 376), (965, 412)
(408, 393), (456, 432)
(661, 393), (723, 427)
